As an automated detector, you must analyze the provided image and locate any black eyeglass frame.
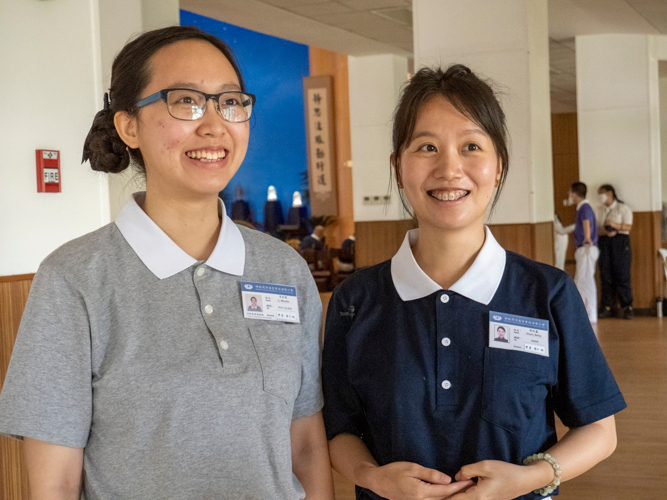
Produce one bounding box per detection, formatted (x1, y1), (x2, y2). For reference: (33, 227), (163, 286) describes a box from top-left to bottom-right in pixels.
(134, 88), (257, 122)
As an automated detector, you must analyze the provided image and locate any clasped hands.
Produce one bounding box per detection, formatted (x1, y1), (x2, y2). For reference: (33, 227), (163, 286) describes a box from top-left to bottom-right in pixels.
(603, 220), (620, 237)
(366, 459), (552, 500)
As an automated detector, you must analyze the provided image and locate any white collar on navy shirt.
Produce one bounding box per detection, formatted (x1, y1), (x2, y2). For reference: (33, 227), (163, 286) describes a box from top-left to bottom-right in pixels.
(115, 192), (245, 280)
(576, 199), (590, 211)
(391, 226), (506, 305)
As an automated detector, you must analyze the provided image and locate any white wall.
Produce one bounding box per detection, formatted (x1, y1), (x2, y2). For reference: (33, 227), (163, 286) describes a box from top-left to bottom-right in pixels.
(412, 0), (554, 225)
(659, 61), (667, 205)
(576, 34), (664, 212)
(348, 54), (410, 222)
(0, 0), (109, 276)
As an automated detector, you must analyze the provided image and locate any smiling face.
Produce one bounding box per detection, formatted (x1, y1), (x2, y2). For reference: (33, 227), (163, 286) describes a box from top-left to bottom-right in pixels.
(396, 96), (501, 234)
(118, 39), (249, 200)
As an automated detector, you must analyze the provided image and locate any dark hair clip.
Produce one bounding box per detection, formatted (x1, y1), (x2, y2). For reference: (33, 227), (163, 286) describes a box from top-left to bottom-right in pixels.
(103, 92), (110, 111)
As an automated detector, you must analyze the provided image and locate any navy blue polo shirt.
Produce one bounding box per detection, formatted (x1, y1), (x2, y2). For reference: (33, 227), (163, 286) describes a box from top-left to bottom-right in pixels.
(322, 228), (626, 500)
(574, 200), (598, 247)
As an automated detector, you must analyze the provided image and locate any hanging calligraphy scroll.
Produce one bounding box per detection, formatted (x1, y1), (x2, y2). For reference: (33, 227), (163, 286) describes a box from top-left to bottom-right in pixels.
(303, 75), (338, 216)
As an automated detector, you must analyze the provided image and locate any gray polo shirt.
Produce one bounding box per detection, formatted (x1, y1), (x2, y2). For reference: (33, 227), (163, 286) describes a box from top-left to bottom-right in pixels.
(0, 194), (323, 499)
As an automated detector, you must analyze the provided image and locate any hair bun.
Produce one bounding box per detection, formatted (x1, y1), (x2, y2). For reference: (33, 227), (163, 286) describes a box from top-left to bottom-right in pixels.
(82, 108), (130, 173)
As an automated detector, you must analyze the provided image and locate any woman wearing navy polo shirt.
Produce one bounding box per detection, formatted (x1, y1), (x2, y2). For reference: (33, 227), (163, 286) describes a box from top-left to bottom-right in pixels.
(322, 65), (625, 500)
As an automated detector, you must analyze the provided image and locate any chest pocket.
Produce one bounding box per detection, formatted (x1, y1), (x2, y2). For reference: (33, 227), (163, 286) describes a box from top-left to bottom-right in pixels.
(248, 321), (302, 404)
(481, 347), (551, 433)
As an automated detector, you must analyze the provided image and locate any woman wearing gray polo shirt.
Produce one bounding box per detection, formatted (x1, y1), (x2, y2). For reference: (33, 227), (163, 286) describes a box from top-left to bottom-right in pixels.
(0, 27), (333, 499)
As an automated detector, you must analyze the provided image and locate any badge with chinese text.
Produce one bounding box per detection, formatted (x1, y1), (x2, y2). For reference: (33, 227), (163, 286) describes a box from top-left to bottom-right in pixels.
(489, 311), (549, 357)
(241, 282), (300, 323)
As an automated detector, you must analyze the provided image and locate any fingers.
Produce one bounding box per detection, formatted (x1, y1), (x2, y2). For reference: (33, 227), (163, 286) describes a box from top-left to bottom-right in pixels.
(455, 461), (489, 481)
(419, 479), (474, 499)
(411, 464), (452, 485)
(446, 484), (478, 500)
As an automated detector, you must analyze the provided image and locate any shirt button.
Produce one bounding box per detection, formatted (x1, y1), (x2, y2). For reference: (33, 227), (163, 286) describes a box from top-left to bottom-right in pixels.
(219, 340), (229, 350)
(441, 380), (452, 390)
(440, 294), (450, 303)
(441, 337), (451, 346)
(204, 304), (213, 314)
(197, 267), (205, 277)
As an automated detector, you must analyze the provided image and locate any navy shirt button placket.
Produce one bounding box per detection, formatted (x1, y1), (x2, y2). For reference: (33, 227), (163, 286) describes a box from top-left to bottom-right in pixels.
(437, 292), (455, 403)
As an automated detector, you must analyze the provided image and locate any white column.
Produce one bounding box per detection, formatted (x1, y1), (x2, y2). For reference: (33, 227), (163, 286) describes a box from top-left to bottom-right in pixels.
(412, 0), (554, 225)
(576, 34), (666, 212)
(348, 54), (409, 222)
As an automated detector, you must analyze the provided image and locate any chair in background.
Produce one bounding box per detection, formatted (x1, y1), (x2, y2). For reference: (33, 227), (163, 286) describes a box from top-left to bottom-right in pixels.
(233, 219), (256, 230)
(285, 239), (301, 251)
(300, 247), (333, 292)
(658, 249), (667, 312)
(329, 247), (355, 287)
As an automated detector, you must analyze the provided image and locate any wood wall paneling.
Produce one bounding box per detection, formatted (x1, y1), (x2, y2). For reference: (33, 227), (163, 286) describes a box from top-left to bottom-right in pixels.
(0, 274), (33, 500)
(532, 221), (556, 266)
(309, 48), (354, 249)
(354, 220), (417, 268)
(551, 113), (579, 267)
(630, 211), (662, 310)
(487, 222), (554, 266)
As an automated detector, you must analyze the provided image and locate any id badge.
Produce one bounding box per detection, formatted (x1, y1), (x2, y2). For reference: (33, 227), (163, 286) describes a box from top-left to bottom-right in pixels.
(241, 281), (300, 323)
(489, 311), (549, 357)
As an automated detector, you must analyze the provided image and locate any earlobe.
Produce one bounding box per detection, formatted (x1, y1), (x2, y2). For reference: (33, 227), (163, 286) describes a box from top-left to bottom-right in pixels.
(114, 111), (140, 149)
(495, 161), (502, 187)
(391, 153), (403, 189)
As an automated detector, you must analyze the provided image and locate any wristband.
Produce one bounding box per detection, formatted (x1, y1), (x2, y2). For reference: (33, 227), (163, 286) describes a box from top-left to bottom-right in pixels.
(522, 452), (562, 496)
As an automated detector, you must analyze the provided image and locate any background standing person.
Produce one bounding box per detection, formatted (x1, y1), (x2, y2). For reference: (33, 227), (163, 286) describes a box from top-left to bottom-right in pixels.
(553, 214), (569, 271)
(597, 185), (634, 319)
(569, 182), (599, 324)
(323, 65), (624, 500)
(0, 26), (333, 500)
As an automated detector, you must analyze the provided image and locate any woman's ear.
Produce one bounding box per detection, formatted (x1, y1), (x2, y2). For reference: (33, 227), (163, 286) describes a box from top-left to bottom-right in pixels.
(494, 160), (502, 187)
(114, 111), (139, 149)
(391, 153), (403, 189)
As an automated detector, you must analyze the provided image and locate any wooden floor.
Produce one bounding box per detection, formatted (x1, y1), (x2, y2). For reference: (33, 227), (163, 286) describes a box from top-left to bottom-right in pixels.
(321, 292), (667, 499)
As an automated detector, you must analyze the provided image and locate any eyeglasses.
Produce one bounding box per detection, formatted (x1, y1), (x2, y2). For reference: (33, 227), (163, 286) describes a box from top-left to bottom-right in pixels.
(134, 88), (256, 122)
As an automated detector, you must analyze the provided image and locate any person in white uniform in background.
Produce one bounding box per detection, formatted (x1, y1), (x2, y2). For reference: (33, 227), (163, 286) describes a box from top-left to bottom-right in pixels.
(596, 184), (634, 319)
(568, 182), (599, 324)
(553, 213), (570, 271)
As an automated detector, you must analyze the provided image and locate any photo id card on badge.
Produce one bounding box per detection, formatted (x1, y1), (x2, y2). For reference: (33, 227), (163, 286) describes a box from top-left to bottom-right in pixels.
(489, 311), (549, 357)
(241, 282), (300, 323)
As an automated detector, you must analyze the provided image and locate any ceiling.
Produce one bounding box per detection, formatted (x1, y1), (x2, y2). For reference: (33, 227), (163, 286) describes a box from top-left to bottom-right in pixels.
(180, 0), (667, 113)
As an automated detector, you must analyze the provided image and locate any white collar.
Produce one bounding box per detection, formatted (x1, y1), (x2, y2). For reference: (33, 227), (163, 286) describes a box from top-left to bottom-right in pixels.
(311, 233), (321, 241)
(391, 226), (506, 305)
(115, 192), (245, 280)
(608, 200), (618, 210)
(576, 199), (590, 210)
